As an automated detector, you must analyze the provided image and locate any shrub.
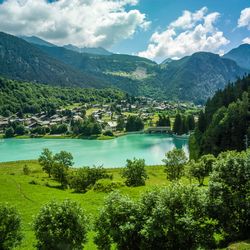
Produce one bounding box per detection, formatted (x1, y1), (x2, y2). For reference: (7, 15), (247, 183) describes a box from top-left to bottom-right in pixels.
(33, 200), (88, 250)
(4, 127), (15, 138)
(121, 158), (148, 187)
(23, 164), (30, 175)
(103, 130), (114, 136)
(29, 180), (38, 185)
(94, 185), (217, 250)
(0, 203), (22, 250)
(69, 166), (111, 193)
(93, 179), (124, 193)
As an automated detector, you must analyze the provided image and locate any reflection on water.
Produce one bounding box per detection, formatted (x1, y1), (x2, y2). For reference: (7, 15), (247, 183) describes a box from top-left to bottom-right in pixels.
(0, 134), (189, 168)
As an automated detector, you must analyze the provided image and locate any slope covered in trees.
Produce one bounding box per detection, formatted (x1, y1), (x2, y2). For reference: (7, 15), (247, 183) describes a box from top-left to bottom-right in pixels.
(0, 77), (125, 116)
(5, 31), (247, 102)
(190, 75), (250, 158)
(0, 32), (105, 88)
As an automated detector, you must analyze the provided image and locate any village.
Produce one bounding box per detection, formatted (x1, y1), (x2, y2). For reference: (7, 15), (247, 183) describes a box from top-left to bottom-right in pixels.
(0, 97), (200, 137)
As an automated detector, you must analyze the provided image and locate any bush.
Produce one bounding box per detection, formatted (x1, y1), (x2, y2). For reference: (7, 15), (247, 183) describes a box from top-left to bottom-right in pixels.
(69, 166), (111, 193)
(0, 203), (22, 250)
(23, 164), (30, 175)
(4, 127), (15, 138)
(103, 130), (114, 136)
(33, 200), (88, 250)
(93, 179), (124, 193)
(29, 180), (38, 185)
(94, 185), (217, 250)
(121, 158), (148, 187)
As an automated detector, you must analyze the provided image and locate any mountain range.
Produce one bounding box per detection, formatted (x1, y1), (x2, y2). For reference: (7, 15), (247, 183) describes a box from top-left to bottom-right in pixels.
(0, 31), (249, 103)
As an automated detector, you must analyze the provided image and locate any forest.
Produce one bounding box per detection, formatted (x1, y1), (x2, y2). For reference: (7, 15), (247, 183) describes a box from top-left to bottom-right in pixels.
(190, 74), (250, 159)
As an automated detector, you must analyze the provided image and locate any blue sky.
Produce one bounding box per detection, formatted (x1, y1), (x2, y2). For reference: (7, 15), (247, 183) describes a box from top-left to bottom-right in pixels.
(0, 0), (249, 61)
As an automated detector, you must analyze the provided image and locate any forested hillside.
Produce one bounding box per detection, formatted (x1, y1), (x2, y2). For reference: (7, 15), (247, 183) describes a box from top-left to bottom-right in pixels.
(0, 78), (125, 116)
(0, 31), (249, 102)
(0, 32), (105, 88)
(190, 74), (250, 158)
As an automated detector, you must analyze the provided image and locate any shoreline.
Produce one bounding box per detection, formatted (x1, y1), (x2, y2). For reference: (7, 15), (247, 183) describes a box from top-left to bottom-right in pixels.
(0, 131), (190, 141)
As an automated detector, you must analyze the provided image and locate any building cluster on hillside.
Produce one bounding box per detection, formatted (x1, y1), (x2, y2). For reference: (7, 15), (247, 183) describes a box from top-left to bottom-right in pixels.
(0, 97), (198, 134)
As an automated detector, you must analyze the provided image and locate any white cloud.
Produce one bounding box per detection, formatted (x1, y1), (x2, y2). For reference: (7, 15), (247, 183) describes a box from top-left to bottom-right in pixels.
(138, 7), (229, 60)
(243, 37), (250, 44)
(0, 0), (150, 47)
(238, 7), (250, 29)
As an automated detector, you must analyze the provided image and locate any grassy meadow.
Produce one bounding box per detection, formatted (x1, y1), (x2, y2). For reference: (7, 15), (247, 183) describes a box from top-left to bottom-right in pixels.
(0, 161), (249, 249)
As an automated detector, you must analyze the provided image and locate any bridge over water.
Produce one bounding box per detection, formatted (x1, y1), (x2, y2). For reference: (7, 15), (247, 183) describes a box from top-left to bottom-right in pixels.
(145, 126), (172, 134)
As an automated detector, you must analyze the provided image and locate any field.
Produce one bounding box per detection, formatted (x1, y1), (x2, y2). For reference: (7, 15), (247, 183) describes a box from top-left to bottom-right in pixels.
(0, 161), (249, 250)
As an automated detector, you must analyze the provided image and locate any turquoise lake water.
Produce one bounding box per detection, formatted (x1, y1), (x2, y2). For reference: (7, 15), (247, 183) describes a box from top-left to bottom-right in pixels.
(0, 134), (189, 167)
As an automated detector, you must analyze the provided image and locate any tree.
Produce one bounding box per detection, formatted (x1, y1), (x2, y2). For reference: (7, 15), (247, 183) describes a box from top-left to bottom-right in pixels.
(94, 192), (141, 250)
(121, 158), (148, 186)
(187, 114), (195, 131)
(139, 185), (217, 250)
(173, 114), (182, 135)
(197, 110), (206, 133)
(116, 116), (125, 131)
(126, 116), (144, 132)
(188, 154), (216, 185)
(91, 123), (102, 135)
(0, 203), (22, 250)
(52, 151), (74, 187)
(15, 124), (26, 135)
(162, 148), (187, 181)
(208, 150), (250, 243)
(95, 186), (217, 250)
(33, 200), (88, 250)
(4, 127), (14, 138)
(156, 114), (170, 127)
(69, 166), (110, 193)
(38, 148), (54, 177)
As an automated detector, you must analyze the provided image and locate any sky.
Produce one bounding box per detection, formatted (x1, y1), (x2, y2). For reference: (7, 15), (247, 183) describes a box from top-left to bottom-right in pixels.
(0, 0), (249, 62)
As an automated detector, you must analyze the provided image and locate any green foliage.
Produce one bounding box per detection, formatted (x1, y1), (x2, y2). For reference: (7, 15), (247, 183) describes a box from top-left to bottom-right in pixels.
(33, 200), (88, 250)
(0, 77), (125, 116)
(126, 115), (144, 132)
(192, 75), (250, 157)
(93, 179), (125, 193)
(52, 151), (74, 187)
(15, 125), (26, 136)
(187, 154), (216, 185)
(0, 203), (22, 250)
(162, 148), (187, 181)
(103, 130), (114, 137)
(94, 192), (141, 250)
(38, 148), (54, 177)
(22, 164), (30, 175)
(69, 166), (111, 193)
(121, 158), (148, 187)
(208, 150), (250, 243)
(4, 127), (14, 138)
(116, 116), (125, 131)
(156, 113), (170, 126)
(94, 185), (217, 250)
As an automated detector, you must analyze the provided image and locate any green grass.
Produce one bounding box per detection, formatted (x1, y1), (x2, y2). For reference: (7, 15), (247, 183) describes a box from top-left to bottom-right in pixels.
(0, 161), (173, 249)
(0, 161), (248, 249)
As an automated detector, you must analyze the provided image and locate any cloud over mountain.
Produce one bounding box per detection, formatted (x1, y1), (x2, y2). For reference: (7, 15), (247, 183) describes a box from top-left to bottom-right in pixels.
(138, 7), (229, 60)
(238, 7), (250, 29)
(0, 0), (150, 48)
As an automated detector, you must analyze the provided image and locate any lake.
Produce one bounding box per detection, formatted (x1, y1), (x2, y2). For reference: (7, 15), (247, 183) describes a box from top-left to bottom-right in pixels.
(0, 134), (189, 167)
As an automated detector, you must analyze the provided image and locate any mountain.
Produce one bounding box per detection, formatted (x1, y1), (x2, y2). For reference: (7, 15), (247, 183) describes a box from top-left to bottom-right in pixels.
(160, 52), (248, 103)
(20, 36), (56, 47)
(0, 32), (106, 88)
(64, 44), (112, 56)
(0, 32), (249, 103)
(223, 44), (250, 70)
